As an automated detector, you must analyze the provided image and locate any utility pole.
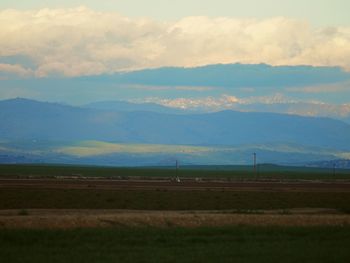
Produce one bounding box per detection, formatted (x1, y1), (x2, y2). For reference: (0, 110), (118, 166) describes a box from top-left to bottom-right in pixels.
(175, 159), (180, 182)
(253, 152), (257, 179)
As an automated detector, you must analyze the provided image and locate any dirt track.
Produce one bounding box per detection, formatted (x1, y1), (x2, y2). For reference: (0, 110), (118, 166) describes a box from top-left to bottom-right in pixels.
(1, 178), (350, 192)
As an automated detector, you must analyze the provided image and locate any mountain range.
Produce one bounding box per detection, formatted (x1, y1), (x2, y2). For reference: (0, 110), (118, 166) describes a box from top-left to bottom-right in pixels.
(0, 98), (349, 166)
(2, 98), (350, 147)
(2, 63), (350, 107)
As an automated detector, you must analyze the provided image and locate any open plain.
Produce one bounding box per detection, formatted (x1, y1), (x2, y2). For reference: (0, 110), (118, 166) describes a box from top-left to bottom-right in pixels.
(1, 165), (350, 262)
(1, 175), (350, 228)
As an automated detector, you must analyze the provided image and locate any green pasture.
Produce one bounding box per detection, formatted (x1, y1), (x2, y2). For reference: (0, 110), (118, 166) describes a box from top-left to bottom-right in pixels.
(2, 188), (350, 211)
(1, 226), (350, 263)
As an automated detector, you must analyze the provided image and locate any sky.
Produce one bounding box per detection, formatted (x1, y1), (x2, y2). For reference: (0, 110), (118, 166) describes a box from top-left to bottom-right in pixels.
(0, 0), (349, 118)
(0, 0), (349, 26)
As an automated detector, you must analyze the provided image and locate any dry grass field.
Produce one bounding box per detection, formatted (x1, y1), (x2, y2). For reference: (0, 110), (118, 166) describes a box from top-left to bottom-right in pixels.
(1, 209), (350, 229)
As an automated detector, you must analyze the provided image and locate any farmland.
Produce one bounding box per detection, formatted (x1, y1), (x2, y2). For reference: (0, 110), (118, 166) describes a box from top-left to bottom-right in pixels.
(2, 180), (350, 211)
(1, 164), (350, 262)
(1, 164), (350, 221)
(1, 163), (350, 180)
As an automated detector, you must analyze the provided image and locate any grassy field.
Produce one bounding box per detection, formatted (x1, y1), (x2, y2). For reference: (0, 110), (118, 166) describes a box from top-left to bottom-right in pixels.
(1, 226), (350, 263)
(2, 188), (350, 211)
(1, 163), (350, 180)
(1, 164), (350, 262)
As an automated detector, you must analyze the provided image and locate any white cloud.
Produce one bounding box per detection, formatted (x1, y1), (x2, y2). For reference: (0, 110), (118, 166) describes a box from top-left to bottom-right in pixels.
(141, 94), (350, 118)
(283, 102), (350, 117)
(0, 63), (33, 77)
(239, 93), (297, 104)
(1, 7), (350, 77)
(142, 94), (294, 110)
(142, 95), (240, 110)
(286, 81), (350, 93)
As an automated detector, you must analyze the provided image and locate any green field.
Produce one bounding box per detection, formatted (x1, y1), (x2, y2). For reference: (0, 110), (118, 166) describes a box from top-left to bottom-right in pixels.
(1, 164), (350, 180)
(1, 226), (350, 263)
(2, 188), (350, 211)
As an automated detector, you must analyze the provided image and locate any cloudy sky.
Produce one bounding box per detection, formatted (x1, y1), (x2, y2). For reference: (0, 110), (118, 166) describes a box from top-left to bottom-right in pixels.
(0, 0), (349, 118)
(1, 0), (349, 26)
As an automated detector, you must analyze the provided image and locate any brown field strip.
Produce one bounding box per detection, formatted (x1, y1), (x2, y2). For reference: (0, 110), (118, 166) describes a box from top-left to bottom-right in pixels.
(1, 209), (350, 229)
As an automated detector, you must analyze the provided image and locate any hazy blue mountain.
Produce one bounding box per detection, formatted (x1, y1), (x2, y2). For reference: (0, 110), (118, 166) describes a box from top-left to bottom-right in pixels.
(2, 64), (350, 106)
(343, 116), (350, 124)
(0, 98), (122, 141)
(83, 100), (186, 114)
(1, 98), (350, 151)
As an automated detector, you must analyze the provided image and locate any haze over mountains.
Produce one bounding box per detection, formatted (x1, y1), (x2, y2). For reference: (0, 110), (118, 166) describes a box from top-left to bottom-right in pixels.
(2, 63), (350, 121)
(1, 98), (350, 166)
(81, 63), (350, 88)
(84, 101), (186, 114)
(1, 63), (350, 166)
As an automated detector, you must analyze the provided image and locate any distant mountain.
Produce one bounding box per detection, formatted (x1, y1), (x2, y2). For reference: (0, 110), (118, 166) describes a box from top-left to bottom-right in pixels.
(2, 63), (350, 110)
(1, 98), (350, 151)
(0, 98), (101, 141)
(343, 116), (350, 124)
(83, 100), (186, 114)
